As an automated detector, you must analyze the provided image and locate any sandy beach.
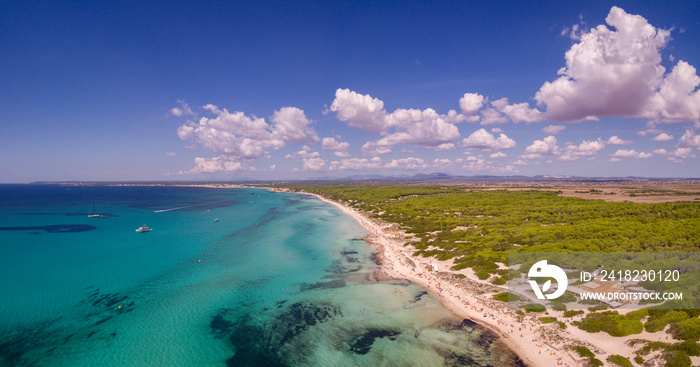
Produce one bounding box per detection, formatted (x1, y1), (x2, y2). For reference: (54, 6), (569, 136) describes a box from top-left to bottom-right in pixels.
(300, 191), (677, 367)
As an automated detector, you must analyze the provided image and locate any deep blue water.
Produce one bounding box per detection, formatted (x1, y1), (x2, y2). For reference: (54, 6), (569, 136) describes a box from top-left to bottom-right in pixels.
(0, 185), (522, 366)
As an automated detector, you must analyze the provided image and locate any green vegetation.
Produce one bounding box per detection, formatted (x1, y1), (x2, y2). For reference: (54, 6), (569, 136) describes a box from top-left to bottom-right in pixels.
(521, 303), (546, 313)
(572, 346), (603, 367)
(607, 355), (633, 367)
(563, 310), (585, 318)
(538, 316), (557, 323)
(635, 339), (700, 367)
(573, 311), (645, 337)
(288, 185), (700, 280)
(492, 292), (520, 302)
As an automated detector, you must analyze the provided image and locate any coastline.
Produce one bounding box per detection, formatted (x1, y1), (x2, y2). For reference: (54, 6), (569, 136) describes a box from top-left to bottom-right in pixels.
(69, 183), (678, 366)
(290, 189), (675, 367)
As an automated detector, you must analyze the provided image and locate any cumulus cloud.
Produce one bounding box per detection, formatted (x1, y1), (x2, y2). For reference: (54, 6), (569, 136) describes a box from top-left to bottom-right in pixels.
(491, 98), (544, 123)
(611, 149), (653, 159)
(384, 157), (428, 170)
(328, 89), (390, 133)
(535, 7), (700, 123)
(652, 133), (674, 142)
(170, 100), (194, 117)
(329, 89), (463, 151)
(285, 146), (326, 171)
(459, 93), (485, 115)
(186, 156), (246, 174)
(542, 125), (566, 134)
(302, 157), (326, 171)
(644, 61), (700, 122)
(434, 143), (455, 151)
(361, 141), (392, 155)
(432, 158), (453, 168)
(462, 128), (516, 151)
(330, 157), (382, 171)
(285, 145), (320, 159)
(654, 147), (695, 163)
(678, 129), (700, 149)
(321, 137), (350, 151)
(522, 136), (560, 159)
(479, 107), (507, 125)
(333, 151), (351, 157)
(606, 136), (633, 145)
(560, 139), (605, 161)
(177, 105), (319, 161)
(490, 152), (507, 158)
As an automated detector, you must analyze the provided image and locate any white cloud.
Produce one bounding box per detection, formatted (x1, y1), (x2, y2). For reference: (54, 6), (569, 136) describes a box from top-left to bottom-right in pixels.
(542, 125), (566, 134)
(535, 7), (673, 122)
(328, 89), (390, 133)
(170, 100), (194, 117)
(644, 61), (700, 122)
(491, 127), (503, 133)
(285, 146), (320, 159)
(177, 105), (319, 160)
(321, 137), (350, 151)
(678, 129), (700, 149)
(491, 98), (544, 123)
(522, 136), (560, 159)
(652, 133), (674, 142)
(330, 157), (382, 171)
(459, 93), (485, 116)
(165, 152), (176, 157)
(612, 149), (653, 159)
(269, 107), (320, 145)
(480, 107), (507, 125)
(361, 141), (392, 155)
(432, 158), (453, 168)
(606, 136), (633, 145)
(333, 151), (351, 158)
(384, 157), (428, 170)
(330, 89), (461, 150)
(187, 156), (246, 173)
(560, 139), (605, 161)
(380, 108), (461, 147)
(490, 152), (507, 158)
(462, 128), (516, 151)
(434, 143), (455, 151)
(302, 157), (326, 171)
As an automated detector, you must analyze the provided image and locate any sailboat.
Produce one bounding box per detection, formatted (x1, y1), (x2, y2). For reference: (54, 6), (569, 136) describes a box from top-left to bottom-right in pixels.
(88, 198), (103, 218)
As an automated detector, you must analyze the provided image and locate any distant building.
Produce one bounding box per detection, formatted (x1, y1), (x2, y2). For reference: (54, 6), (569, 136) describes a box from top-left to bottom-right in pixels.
(383, 231), (400, 238)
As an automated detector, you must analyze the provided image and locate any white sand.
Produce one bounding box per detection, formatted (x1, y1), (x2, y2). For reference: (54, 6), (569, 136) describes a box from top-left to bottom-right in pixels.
(304, 192), (675, 367)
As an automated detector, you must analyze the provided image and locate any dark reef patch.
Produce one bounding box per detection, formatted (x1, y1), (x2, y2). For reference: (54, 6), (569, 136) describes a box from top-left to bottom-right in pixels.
(348, 328), (401, 355)
(270, 301), (342, 345)
(213, 301), (341, 367)
(443, 350), (478, 366)
(0, 224), (97, 233)
(413, 290), (428, 303)
(299, 279), (346, 292)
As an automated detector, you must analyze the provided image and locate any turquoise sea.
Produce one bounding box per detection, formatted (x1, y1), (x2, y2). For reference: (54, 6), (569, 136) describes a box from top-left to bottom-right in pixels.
(0, 185), (523, 366)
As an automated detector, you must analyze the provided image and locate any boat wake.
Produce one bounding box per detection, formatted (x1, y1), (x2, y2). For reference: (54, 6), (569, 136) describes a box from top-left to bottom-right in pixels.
(153, 200), (229, 213)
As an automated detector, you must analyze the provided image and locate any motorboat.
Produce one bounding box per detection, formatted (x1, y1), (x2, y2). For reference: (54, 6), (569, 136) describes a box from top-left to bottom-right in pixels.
(135, 225), (153, 233)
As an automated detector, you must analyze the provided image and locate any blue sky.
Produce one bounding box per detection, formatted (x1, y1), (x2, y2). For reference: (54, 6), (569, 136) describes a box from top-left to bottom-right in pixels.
(1, 1), (699, 182)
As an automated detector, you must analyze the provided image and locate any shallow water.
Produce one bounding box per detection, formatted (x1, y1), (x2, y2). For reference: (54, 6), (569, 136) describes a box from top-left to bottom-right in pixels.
(0, 185), (523, 366)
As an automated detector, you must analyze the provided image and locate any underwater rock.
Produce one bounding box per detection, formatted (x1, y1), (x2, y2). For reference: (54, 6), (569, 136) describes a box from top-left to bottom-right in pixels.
(348, 328), (401, 355)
